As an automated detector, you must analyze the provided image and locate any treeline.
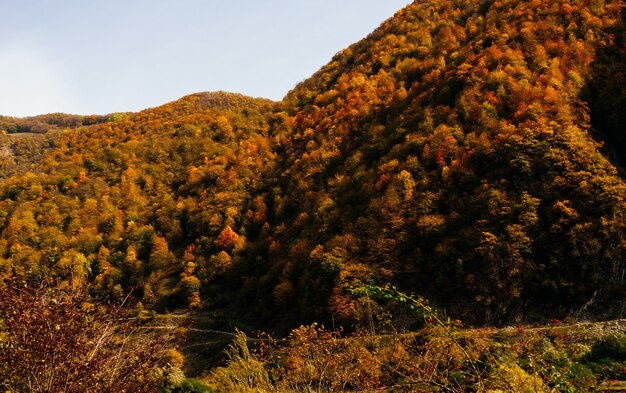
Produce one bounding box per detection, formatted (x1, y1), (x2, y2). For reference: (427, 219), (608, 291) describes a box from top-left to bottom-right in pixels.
(0, 112), (128, 134)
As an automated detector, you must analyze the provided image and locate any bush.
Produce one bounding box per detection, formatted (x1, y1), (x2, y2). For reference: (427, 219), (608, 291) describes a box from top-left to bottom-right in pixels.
(206, 330), (272, 393)
(0, 279), (168, 393)
(588, 332), (626, 361)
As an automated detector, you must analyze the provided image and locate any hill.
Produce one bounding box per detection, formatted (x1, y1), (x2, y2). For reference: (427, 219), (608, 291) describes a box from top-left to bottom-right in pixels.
(2, 0), (626, 334)
(233, 0), (626, 327)
(0, 92), (275, 316)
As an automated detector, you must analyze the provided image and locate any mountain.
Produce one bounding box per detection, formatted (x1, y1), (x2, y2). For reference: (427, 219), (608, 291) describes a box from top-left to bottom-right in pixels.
(2, 0), (626, 332)
(236, 0), (626, 326)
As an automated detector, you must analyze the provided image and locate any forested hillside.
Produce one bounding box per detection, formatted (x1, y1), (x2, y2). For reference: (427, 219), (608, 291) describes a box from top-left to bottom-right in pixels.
(234, 0), (626, 326)
(2, 0), (626, 333)
(0, 93), (275, 315)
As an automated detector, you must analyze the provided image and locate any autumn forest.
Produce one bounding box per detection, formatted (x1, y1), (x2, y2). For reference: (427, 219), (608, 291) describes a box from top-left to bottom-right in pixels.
(4, 0), (626, 391)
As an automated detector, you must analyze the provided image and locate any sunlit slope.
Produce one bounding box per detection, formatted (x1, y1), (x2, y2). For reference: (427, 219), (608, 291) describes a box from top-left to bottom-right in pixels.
(0, 92), (276, 313)
(238, 0), (626, 325)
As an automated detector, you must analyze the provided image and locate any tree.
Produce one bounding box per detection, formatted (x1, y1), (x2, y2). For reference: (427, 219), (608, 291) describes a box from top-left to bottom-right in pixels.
(217, 226), (242, 251)
(149, 235), (174, 270)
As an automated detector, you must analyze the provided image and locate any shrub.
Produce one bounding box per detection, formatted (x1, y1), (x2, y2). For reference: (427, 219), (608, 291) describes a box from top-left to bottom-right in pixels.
(206, 330), (272, 393)
(0, 279), (168, 393)
(588, 332), (626, 361)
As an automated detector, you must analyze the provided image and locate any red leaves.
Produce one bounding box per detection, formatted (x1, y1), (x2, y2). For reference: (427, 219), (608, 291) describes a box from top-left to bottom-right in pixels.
(217, 225), (240, 251)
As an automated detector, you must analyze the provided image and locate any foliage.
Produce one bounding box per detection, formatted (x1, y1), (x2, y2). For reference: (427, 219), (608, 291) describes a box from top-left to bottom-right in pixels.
(588, 332), (626, 361)
(206, 330), (272, 393)
(238, 0), (626, 326)
(6, 0), (626, 389)
(1, 0), (626, 341)
(166, 379), (214, 393)
(207, 321), (618, 392)
(0, 279), (168, 392)
(0, 92), (275, 316)
(583, 332), (626, 382)
(0, 112), (115, 134)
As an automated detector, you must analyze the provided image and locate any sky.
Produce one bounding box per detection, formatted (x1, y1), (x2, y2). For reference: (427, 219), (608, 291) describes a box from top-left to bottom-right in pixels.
(0, 1), (412, 117)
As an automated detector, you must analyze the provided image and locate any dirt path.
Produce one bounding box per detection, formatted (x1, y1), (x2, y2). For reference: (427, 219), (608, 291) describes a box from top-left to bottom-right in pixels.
(142, 315), (626, 348)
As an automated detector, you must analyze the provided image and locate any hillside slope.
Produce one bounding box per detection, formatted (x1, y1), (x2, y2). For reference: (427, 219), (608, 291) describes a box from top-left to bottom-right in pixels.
(234, 0), (626, 326)
(0, 92), (276, 312)
(2, 0), (626, 331)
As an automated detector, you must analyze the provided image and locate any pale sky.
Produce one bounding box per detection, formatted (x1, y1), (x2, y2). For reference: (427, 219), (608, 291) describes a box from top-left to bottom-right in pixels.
(0, 1), (412, 117)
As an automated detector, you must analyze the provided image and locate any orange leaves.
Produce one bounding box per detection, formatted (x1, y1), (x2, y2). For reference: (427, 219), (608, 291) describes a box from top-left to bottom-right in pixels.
(217, 225), (242, 251)
(187, 165), (203, 184)
(267, 323), (382, 391)
(214, 250), (232, 271)
(375, 174), (391, 191)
